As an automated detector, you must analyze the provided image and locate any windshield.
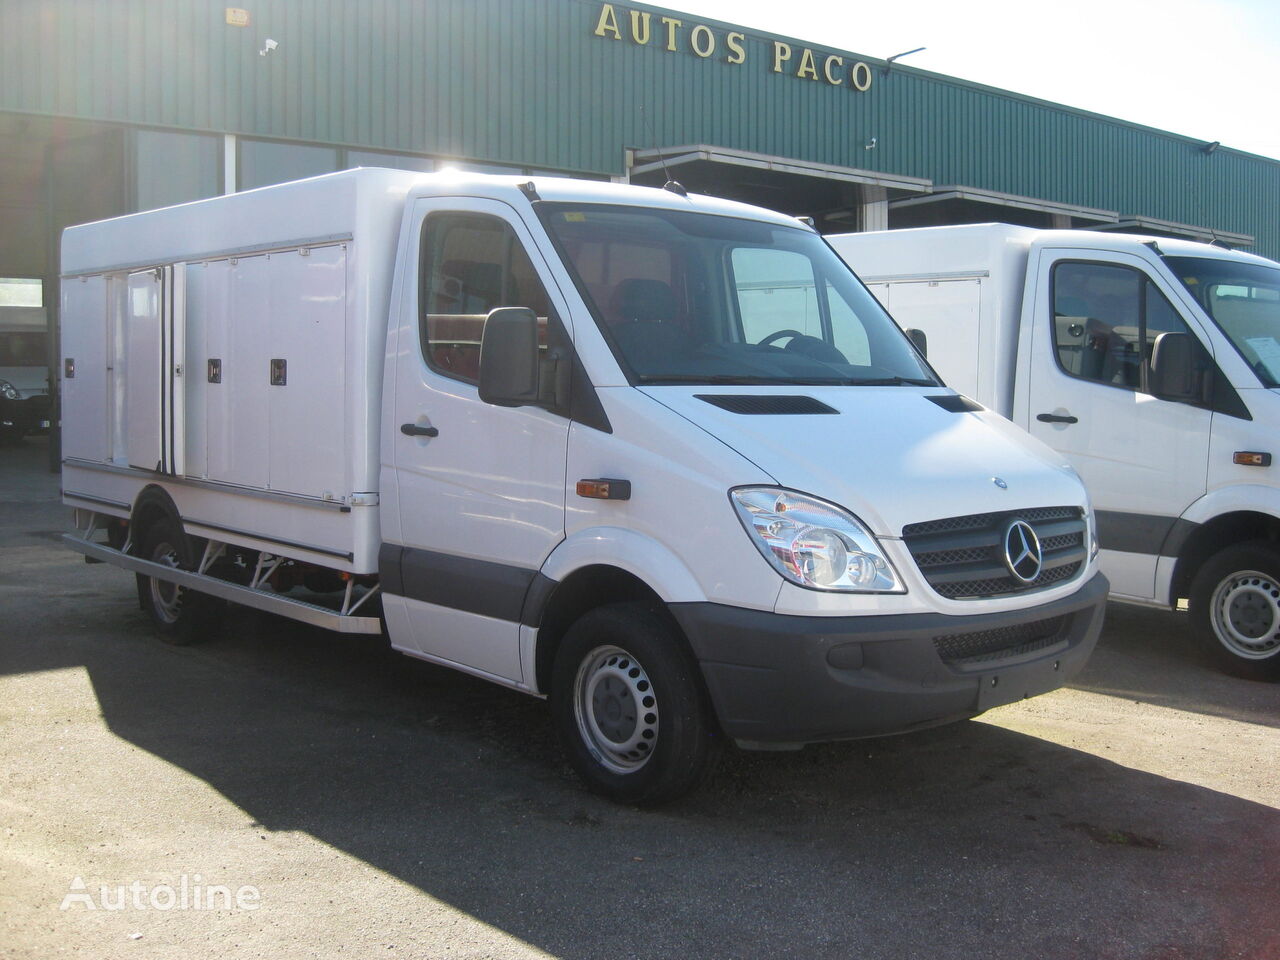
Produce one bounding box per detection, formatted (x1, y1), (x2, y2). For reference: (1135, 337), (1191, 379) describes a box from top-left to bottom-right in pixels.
(538, 203), (937, 387)
(1168, 255), (1280, 387)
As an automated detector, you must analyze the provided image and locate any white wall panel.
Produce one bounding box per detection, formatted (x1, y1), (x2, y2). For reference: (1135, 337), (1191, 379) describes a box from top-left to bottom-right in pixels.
(266, 246), (348, 498)
(183, 262), (211, 479)
(885, 280), (983, 399)
(59, 275), (109, 462)
(217, 255), (271, 488)
(124, 270), (162, 471)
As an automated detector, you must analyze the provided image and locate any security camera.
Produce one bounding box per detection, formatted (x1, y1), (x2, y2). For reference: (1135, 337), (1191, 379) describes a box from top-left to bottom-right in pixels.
(259, 38), (279, 56)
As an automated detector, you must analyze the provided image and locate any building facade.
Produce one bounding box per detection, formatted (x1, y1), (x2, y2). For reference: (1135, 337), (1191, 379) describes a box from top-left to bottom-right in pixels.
(2, 0), (1276, 330)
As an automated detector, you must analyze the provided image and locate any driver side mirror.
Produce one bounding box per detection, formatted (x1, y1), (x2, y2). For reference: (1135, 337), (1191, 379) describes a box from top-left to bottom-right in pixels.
(478, 307), (541, 407)
(1148, 331), (1198, 403)
(905, 327), (928, 358)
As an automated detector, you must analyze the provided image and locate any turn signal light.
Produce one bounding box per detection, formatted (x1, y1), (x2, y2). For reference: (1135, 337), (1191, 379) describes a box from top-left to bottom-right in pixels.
(1233, 451), (1272, 467)
(576, 479), (631, 501)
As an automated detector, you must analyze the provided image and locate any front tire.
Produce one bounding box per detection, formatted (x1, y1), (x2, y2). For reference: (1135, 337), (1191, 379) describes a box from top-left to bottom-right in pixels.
(134, 518), (225, 645)
(1189, 542), (1280, 681)
(551, 602), (719, 805)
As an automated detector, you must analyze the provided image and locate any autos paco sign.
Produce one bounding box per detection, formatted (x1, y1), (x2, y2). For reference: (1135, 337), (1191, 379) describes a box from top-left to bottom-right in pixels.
(591, 3), (875, 92)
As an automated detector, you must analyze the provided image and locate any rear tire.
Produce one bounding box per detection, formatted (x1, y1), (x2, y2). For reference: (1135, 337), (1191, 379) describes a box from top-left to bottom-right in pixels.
(551, 602), (720, 805)
(1189, 542), (1280, 681)
(134, 518), (225, 645)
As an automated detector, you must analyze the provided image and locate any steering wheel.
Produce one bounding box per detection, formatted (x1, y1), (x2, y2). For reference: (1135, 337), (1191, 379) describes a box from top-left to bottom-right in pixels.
(758, 329), (807, 347)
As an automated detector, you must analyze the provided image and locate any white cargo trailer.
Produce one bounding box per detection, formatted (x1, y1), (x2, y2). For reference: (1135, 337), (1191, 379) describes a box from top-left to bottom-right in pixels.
(831, 223), (1280, 680)
(62, 172), (1108, 802)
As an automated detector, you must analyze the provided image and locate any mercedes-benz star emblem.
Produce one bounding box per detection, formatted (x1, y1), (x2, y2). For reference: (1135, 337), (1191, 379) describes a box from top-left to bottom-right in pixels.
(1003, 520), (1043, 583)
(992, 477), (1008, 490)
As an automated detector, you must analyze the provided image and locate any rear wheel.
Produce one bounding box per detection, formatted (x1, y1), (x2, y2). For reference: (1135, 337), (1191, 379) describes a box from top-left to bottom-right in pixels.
(135, 518), (225, 645)
(1189, 542), (1280, 681)
(551, 602), (719, 805)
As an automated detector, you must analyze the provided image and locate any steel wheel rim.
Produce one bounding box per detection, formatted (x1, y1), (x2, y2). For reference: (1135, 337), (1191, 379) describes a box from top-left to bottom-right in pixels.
(1210, 569), (1280, 660)
(572, 644), (659, 774)
(149, 540), (185, 625)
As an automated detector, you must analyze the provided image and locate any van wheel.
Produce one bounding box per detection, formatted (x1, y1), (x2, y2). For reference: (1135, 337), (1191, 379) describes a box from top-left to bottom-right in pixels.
(135, 518), (225, 645)
(1189, 542), (1280, 681)
(551, 602), (719, 805)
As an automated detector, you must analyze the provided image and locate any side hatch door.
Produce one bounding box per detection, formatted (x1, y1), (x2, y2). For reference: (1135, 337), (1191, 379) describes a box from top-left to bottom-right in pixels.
(385, 198), (571, 685)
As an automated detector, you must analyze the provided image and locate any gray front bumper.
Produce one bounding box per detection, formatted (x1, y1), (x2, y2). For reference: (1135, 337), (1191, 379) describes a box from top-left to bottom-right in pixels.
(671, 572), (1108, 748)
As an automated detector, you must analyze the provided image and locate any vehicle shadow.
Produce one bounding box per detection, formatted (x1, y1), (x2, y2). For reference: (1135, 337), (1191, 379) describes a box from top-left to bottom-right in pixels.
(1072, 601), (1280, 729)
(4, 592), (1278, 960)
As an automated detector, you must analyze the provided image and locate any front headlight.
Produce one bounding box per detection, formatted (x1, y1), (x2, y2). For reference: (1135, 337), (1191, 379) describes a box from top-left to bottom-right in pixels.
(0, 380), (18, 401)
(731, 487), (904, 593)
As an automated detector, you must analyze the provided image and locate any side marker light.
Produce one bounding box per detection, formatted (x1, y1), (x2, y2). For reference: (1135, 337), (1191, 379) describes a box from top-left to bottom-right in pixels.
(1233, 451), (1272, 467)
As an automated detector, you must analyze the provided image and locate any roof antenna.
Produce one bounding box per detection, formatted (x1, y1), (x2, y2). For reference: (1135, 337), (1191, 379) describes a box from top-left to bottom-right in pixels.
(639, 104), (687, 197)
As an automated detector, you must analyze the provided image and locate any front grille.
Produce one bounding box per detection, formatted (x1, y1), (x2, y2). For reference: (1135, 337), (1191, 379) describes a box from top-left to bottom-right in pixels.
(933, 616), (1069, 665)
(902, 506), (1087, 600)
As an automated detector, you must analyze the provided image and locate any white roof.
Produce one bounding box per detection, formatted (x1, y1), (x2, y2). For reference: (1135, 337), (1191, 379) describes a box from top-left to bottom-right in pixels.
(849, 222), (1278, 268)
(62, 168), (808, 276)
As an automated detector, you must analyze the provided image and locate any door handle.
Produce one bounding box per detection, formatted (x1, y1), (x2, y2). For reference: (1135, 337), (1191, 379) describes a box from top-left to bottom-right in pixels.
(1036, 412), (1078, 424)
(400, 423), (439, 437)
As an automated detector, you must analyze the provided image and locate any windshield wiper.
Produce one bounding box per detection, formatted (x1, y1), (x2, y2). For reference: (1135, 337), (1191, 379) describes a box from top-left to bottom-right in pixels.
(637, 373), (938, 386)
(635, 374), (808, 385)
(844, 376), (937, 386)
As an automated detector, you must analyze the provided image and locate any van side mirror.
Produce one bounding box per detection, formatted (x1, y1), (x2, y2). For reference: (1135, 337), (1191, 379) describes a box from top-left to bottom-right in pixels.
(1149, 332), (1198, 403)
(906, 327), (928, 358)
(478, 307), (540, 407)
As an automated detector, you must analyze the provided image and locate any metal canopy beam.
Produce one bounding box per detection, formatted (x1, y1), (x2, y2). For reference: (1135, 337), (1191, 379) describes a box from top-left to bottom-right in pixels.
(1094, 215), (1254, 247)
(890, 184), (1118, 223)
(630, 144), (932, 197)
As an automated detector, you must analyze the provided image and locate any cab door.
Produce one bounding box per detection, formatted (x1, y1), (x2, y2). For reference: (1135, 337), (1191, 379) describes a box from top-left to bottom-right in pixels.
(385, 198), (571, 684)
(1025, 248), (1212, 600)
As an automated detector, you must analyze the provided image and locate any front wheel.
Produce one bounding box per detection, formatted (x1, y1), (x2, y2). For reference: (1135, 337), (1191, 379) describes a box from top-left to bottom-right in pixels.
(551, 602), (720, 805)
(1189, 542), (1280, 681)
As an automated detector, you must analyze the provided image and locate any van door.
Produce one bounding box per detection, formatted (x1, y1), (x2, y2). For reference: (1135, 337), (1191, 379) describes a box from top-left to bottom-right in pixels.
(60, 276), (110, 463)
(124, 265), (185, 475)
(1025, 248), (1213, 600)
(386, 198), (571, 684)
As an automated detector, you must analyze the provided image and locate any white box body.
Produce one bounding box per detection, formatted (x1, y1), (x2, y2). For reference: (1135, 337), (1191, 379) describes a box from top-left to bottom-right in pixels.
(60, 169), (417, 572)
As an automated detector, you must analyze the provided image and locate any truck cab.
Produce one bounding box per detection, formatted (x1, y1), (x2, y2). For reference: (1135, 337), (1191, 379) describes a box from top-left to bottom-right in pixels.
(831, 223), (1280, 680)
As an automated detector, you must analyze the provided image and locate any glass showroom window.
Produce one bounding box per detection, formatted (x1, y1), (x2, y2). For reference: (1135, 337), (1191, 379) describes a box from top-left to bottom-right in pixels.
(135, 129), (220, 212)
(239, 140), (338, 191)
(344, 150), (436, 173)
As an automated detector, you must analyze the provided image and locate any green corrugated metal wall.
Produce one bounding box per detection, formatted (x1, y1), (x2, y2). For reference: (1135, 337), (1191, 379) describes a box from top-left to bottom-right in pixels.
(3, 0), (1277, 256)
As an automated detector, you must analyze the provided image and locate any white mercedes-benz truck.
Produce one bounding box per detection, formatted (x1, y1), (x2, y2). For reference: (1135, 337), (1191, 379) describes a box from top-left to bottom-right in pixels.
(831, 223), (1280, 681)
(61, 171), (1107, 803)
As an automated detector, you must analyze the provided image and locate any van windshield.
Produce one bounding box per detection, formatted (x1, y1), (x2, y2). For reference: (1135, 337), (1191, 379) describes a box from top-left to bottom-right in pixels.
(1168, 256), (1280, 388)
(538, 203), (937, 387)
